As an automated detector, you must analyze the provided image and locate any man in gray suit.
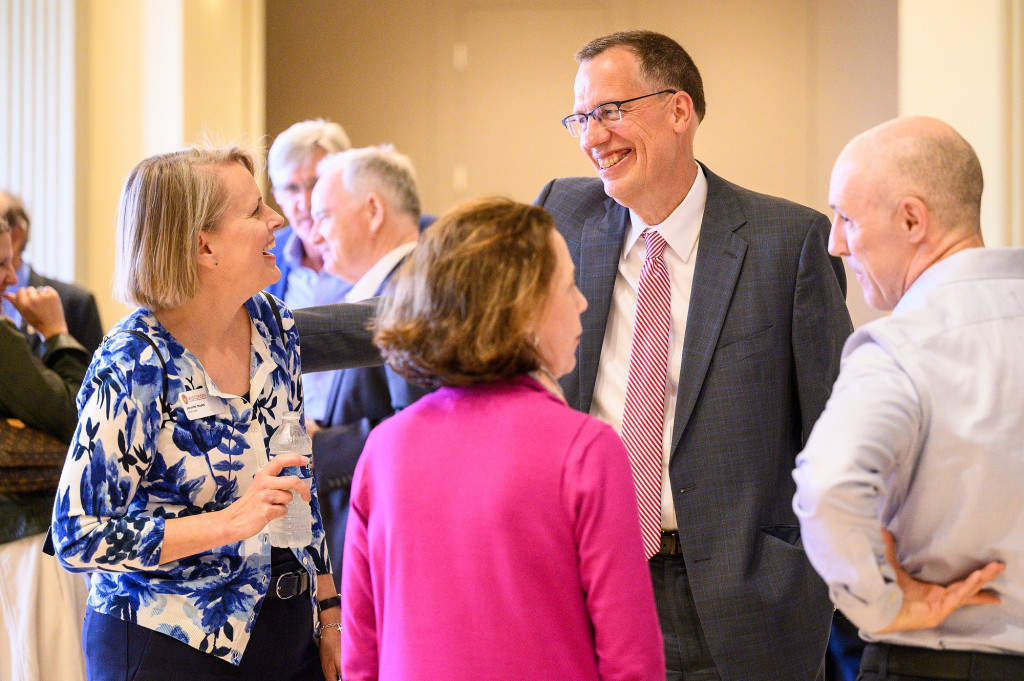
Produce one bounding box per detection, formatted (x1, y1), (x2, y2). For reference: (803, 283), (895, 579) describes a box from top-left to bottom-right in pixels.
(293, 29), (852, 680)
(306, 145), (430, 588)
(534, 31), (852, 680)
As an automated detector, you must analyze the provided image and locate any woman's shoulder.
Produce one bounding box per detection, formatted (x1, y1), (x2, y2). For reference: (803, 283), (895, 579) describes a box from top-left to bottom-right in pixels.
(245, 291), (295, 341)
(81, 310), (175, 402)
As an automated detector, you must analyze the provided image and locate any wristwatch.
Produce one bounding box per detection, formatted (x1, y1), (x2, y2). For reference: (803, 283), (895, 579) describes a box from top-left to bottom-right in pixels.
(317, 595), (341, 613)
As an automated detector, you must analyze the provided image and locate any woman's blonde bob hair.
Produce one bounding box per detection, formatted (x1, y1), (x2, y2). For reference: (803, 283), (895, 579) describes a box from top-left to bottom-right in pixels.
(375, 196), (558, 388)
(113, 146), (257, 310)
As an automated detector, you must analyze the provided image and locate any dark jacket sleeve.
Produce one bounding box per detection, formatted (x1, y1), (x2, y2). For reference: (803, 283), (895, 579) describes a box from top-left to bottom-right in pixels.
(0, 320), (90, 442)
(314, 366), (432, 491)
(31, 272), (105, 355)
(293, 300), (383, 374)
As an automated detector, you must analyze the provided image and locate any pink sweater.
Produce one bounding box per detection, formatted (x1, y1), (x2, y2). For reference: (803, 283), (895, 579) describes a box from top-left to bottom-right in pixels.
(341, 376), (664, 681)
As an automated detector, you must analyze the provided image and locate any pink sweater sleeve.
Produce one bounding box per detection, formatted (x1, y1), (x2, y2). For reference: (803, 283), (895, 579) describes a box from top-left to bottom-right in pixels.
(341, 451), (379, 681)
(564, 420), (666, 681)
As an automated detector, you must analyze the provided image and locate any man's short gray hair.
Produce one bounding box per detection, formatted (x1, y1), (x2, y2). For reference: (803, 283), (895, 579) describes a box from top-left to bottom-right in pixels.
(268, 119), (352, 186)
(318, 145), (421, 219)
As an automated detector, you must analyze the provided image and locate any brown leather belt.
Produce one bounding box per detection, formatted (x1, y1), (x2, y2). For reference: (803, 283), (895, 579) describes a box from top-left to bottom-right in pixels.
(656, 530), (683, 555)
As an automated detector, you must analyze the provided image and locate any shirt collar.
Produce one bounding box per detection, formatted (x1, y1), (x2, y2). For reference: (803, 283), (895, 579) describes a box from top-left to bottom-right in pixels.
(199, 313), (275, 402)
(625, 163), (707, 262)
(283, 228), (308, 267)
(345, 241), (417, 303)
(894, 246), (1019, 315)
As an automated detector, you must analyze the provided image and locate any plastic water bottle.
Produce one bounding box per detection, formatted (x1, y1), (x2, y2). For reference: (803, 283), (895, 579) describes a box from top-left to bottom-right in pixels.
(267, 411), (313, 548)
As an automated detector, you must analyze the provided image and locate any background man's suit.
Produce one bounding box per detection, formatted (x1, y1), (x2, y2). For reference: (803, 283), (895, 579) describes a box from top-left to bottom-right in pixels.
(27, 268), (103, 355)
(535, 164), (852, 681)
(313, 260), (431, 589)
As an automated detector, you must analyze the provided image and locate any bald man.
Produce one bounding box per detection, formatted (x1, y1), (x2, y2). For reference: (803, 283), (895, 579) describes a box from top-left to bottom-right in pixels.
(793, 116), (1024, 681)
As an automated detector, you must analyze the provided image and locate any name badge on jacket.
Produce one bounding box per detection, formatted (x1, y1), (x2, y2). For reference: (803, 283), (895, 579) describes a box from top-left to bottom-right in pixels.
(178, 387), (226, 420)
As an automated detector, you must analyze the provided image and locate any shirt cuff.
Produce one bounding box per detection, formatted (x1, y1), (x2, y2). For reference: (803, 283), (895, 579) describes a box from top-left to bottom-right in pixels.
(832, 582), (904, 634)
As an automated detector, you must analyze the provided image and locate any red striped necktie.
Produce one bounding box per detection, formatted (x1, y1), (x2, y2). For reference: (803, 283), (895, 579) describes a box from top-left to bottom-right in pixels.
(621, 229), (671, 559)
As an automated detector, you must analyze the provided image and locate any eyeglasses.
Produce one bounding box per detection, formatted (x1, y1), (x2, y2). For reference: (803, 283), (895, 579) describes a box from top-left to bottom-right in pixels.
(273, 177), (318, 198)
(561, 89), (677, 137)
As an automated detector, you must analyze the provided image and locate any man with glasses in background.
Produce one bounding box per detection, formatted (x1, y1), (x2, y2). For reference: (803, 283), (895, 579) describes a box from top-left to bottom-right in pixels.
(0, 190), (103, 355)
(267, 119), (354, 431)
(534, 30), (853, 680)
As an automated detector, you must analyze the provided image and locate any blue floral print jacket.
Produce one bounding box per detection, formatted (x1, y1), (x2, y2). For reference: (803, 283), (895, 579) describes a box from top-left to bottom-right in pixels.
(51, 294), (331, 666)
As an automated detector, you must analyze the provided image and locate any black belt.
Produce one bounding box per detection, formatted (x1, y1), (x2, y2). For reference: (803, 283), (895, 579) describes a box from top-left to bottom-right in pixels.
(656, 530), (683, 555)
(267, 569), (310, 599)
(861, 642), (1024, 681)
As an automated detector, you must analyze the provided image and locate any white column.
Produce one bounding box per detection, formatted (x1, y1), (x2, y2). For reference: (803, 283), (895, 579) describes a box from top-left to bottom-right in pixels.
(0, 0), (76, 278)
(898, 0), (1024, 247)
(75, 0), (266, 327)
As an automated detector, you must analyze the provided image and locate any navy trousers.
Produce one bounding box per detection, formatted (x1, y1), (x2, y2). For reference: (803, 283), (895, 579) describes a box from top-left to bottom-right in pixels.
(83, 551), (325, 681)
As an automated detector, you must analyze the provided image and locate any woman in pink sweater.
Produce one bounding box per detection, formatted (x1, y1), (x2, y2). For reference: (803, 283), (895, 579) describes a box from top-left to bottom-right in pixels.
(340, 197), (664, 681)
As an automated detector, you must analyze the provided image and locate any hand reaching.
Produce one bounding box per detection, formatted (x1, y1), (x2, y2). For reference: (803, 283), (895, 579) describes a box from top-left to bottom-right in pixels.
(224, 453), (312, 540)
(3, 285), (69, 339)
(158, 453), (313, 565)
(876, 528), (1005, 633)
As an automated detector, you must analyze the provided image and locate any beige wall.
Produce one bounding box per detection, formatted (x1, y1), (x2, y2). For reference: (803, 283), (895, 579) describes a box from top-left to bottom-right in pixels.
(75, 0), (265, 330)
(70, 0), (907, 330)
(266, 0), (897, 326)
(899, 0), (1024, 249)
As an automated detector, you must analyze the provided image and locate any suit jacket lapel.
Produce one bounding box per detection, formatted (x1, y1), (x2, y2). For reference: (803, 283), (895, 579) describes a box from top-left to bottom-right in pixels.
(670, 167), (747, 455)
(570, 198), (629, 413)
(323, 254), (409, 426)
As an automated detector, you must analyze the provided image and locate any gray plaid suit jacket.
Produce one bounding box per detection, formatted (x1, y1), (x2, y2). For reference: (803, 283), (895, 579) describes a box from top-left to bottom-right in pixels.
(293, 299), (380, 374)
(535, 164), (853, 681)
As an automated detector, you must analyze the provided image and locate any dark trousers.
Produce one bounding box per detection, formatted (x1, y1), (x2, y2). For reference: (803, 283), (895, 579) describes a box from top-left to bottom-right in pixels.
(650, 553), (721, 681)
(828, 612), (866, 681)
(858, 642), (1024, 681)
(83, 591), (324, 681)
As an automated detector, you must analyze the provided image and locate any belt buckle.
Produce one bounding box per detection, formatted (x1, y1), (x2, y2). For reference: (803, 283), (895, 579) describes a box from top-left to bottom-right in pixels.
(659, 531), (681, 555)
(275, 570), (304, 599)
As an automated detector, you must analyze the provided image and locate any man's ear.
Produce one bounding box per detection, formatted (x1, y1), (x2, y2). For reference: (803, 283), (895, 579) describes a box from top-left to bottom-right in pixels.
(365, 192), (386, 234)
(897, 196), (928, 245)
(670, 90), (697, 133)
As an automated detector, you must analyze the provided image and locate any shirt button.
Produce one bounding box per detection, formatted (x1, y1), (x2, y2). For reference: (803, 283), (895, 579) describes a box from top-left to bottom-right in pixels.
(261, 576), (268, 585)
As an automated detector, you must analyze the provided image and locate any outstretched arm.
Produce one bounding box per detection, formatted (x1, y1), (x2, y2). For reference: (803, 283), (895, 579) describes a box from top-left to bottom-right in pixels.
(293, 300), (383, 374)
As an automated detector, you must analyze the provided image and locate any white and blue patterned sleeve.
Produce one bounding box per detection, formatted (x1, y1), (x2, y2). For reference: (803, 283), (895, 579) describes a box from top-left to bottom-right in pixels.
(51, 334), (167, 572)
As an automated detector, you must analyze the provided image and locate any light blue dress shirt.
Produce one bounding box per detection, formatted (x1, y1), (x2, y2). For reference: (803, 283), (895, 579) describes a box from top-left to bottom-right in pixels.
(794, 247), (1024, 654)
(1, 260), (30, 326)
(279, 232), (350, 421)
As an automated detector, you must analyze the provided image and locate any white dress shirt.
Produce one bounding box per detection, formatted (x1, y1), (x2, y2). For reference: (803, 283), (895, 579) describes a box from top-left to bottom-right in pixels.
(344, 241), (417, 304)
(590, 164), (707, 530)
(793, 247), (1024, 653)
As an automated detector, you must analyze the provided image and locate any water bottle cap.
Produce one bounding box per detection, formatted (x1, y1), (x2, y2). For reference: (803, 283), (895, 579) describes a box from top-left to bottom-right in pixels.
(282, 411), (301, 421)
